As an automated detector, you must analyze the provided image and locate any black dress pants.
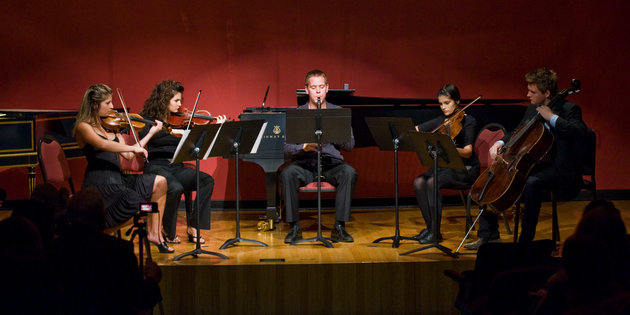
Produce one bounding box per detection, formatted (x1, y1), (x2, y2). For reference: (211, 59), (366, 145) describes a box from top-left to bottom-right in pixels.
(280, 162), (357, 223)
(144, 161), (214, 239)
(477, 166), (559, 242)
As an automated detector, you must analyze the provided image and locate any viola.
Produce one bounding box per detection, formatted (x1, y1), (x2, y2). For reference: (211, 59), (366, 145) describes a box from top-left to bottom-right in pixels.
(101, 110), (171, 133)
(430, 96), (481, 139)
(168, 107), (216, 128)
(469, 80), (581, 213)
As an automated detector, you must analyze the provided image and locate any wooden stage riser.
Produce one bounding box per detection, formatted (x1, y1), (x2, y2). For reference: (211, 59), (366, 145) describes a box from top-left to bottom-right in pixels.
(160, 261), (474, 314)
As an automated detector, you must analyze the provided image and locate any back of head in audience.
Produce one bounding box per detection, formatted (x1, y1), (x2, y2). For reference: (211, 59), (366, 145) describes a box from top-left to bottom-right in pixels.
(574, 199), (628, 249)
(10, 184), (63, 249)
(67, 188), (106, 232)
(0, 216), (43, 261)
(562, 200), (630, 305)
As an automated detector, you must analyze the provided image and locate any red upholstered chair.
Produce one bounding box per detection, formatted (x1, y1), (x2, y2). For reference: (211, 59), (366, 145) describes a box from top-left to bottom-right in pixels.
(299, 180), (336, 193)
(38, 134), (76, 194)
(277, 177), (337, 222)
(464, 123), (512, 234)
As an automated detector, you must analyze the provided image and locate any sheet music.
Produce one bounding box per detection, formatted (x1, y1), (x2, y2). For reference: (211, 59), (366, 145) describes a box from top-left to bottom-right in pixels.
(202, 123), (224, 160)
(250, 122), (267, 154)
(170, 129), (192, 163)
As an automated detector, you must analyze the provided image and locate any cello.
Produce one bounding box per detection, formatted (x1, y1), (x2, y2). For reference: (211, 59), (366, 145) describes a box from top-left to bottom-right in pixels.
(469, 79), (581, 213)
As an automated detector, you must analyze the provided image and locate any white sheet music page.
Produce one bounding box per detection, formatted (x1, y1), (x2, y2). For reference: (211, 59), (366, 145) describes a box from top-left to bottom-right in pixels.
(250, 122), (267, 154)
(202, 123), (224, 160)
(170, 129), (192, 164)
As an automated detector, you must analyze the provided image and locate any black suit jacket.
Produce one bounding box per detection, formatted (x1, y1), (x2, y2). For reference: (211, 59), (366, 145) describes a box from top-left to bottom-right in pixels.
(505, 99), (587, 198)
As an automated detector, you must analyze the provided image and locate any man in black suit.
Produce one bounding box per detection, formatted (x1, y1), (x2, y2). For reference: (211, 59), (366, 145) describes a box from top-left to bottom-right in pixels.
(465, 67), (587, 249)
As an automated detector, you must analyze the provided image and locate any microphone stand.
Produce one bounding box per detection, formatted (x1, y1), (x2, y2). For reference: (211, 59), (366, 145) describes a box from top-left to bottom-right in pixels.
(292, 97), (334, 248)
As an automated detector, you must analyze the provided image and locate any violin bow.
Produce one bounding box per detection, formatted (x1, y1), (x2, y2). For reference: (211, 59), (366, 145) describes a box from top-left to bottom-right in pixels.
(430, 95), (482, 133)
(186, 90), (202, 130)
(116, 88), (143, 148)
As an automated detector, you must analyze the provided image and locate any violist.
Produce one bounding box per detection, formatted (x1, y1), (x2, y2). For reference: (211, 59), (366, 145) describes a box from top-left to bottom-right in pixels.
(412, 84), (480, 244)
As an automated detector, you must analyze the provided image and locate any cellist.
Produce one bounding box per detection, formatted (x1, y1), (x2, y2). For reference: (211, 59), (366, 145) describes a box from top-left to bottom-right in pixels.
(465, 68), (587, 250)
(412, 84), (480, 244)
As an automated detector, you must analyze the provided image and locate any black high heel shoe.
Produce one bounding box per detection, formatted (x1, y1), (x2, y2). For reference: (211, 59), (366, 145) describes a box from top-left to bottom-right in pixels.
(162, 231), (181, 244)
(154, 241), (174, 253)
(187, 231), (205, 244)
(187, 226), (205, 244)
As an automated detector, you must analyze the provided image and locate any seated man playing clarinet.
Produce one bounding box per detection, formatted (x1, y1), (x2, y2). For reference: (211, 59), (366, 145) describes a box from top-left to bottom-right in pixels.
(281, 69), (358, 244)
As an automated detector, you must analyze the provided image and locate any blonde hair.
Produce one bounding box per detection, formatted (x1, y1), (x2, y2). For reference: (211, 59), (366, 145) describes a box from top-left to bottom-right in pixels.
(73, 84), (112, 136)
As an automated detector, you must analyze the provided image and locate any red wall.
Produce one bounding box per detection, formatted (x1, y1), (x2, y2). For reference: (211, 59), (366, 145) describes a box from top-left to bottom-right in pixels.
(1, 1), (629, 201)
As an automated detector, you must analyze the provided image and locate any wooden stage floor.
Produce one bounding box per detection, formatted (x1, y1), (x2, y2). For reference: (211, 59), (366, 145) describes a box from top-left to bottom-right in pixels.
(143, 200), (630, 314)
(152, 200), (630, 264)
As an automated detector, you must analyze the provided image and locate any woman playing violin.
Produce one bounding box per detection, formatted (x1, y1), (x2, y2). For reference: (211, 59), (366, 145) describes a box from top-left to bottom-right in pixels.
(412, 84), (480, 244)
(73, 83), (174, 253)
(139, 80), (226, 244)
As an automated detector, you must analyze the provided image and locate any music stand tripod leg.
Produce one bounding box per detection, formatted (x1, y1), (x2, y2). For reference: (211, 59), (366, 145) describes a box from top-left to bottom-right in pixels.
(175, 139), (228, 261)
(400, 145), (458, 258)
(220, 134), (268, 249)
(373, 137), (415, 248)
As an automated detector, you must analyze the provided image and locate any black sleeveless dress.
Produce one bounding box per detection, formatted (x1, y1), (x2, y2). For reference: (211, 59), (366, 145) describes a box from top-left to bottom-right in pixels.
(81, 135), (157, 228)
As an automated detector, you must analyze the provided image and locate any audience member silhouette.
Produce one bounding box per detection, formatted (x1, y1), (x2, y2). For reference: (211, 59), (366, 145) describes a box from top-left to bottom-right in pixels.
(0, 216), (54, 314)
(11, 183), (68, 253)
(50, 188), (162, 314)
(0, 187), (6, 207)
(537, 200), (630, 314)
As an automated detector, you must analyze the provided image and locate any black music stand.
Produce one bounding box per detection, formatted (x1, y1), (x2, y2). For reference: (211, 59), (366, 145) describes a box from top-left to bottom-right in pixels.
(400, 132), (463, 258)
(214, 120), (268, 249)
(366, 117), (418, 248)
(172, 123), (228, 261)
(285, 108), (352, 248)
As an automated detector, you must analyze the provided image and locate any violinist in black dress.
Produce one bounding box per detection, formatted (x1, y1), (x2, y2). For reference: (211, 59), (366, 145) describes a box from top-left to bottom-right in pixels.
(413, 84), (480, 244)
(73, 83), (173, 253)
(139, 80), (226, 244)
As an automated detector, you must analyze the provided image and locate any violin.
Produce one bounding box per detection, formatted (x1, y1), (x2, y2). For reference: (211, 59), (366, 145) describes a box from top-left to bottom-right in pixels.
(431, 95), (481, 139)
(168, 107), (216, 128)
(100, 110), (171, 133)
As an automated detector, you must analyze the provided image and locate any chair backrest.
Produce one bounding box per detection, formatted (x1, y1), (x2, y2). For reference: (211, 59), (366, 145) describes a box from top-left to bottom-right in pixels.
(474, 123), (506, 170)
(38, 134), (75, 194)
(118, 133), (145, 174)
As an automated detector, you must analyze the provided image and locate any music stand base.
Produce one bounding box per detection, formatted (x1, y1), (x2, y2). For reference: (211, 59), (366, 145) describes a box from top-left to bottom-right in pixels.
(292, 235), (334, 248)
(220, 237), (268, 250)
(174, 247), (229, 261)
(400, 242), (459, 258)
(373, 235), (417, 248)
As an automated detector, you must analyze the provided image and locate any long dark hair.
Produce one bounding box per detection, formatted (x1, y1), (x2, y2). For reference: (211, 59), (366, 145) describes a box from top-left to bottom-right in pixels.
(141, 80), (184, 122)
